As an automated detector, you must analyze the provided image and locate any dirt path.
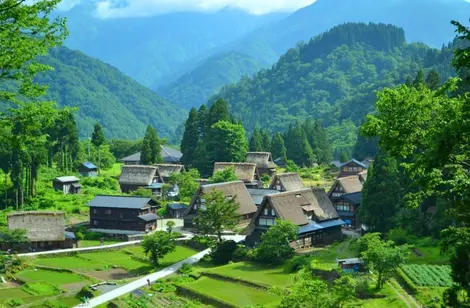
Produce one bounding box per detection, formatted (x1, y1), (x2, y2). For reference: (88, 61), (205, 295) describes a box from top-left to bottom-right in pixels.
(387, 279), (421, 308)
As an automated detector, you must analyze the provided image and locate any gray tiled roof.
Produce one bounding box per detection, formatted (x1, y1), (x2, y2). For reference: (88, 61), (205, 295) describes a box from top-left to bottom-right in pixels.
(89, 195), (152, 209)
(120, 146), (182, 164)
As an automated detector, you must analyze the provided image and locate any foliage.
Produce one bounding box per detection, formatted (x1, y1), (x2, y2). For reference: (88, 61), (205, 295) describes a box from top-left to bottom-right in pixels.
(91, 123), (105, 148)
(387, 228), (415, 246)
(256, 220), (298, 265)
(194, 190), (240, 242)
(166, 221), (176, 234)
(170, 168), (200, 202)
(285, 122), (315, 167)
(208, 167), (238, 184)
(284, 160), (299, 172)
(0, 228), (27, 244)
(332, 275), (358, 307)
(181, 108), (199, 168)
(140, 125), (162, 165)
(109, 139), (142, 160)
(178, 263), (194, 275)
(77, 286), (95, 299)
(141, 231), (177, 267)
(271, 133), (287, 161)
(401, 264), (453, 287)
(211, 240), (238, 265)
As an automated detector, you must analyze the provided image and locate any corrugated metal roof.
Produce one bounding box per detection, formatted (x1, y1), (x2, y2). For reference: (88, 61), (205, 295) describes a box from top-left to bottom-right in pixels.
(340, 192), (362, 205)
(89, 195), (152, 209)
(298, 218), (345, 234)
(54, 176), (80, 183)
(120, 146), (182, 164)
(168, 203), (188, 210)
(138, 213), (159, 221)
(247, 188), (279, 205)
(82, 162), (98, 169)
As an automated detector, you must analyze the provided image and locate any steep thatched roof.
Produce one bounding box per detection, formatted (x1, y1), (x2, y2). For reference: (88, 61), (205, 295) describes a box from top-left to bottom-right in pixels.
(358, 170), (368, 182)
(269, 173), (305, 191)
(198, 181), (257, 216)
(263, 188), (338, 226)
(213, 162), (258, 182)
(336, 176), (363, 194)
(155, 164), (185, 178)
(246, 152), (277, 169)
(8, 211), (65, 242)
(119, 165), (157, 186)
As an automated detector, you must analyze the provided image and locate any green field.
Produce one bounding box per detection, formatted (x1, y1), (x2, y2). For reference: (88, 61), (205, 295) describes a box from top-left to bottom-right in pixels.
(185, 277), (280, 307)
(401, 264), (453, 287)
(79, 239), (124, 248)
(17, 268), (86, 284)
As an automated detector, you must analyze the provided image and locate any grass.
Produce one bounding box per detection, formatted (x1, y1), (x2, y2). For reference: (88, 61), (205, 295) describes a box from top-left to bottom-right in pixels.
(309, 237), (359, 270)
(79, 239), (124, 248)
(16, 268), (86, 284)
(100, 163), (123, 178)
(415, 287), (446, 307)
(208, 261), (293, 287)
(185, 276), (281, 307)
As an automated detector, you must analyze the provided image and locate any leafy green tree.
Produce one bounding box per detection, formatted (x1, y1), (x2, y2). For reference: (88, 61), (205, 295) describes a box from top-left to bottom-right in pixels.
(141, 125), (162, 165)
(358, 233), (409, 289)
(109, 139), (142, 160)
(48, 112), (80, 172)
(209, 167), (238, 184)
(170, 168), (201, 202)
(91, 123), (105, 173)
(142, 231), (177, 268)
(285, 160), (300, 172)
(425, 69), (441, 90)
(166, 221), (176, 234)
(194, 190), (240, 242)
(0, 228), (27, 245)
(333, 275), (358, 307)
(359, 150), (402, 233)
(181, 108), (199, 168)
(256, 219), (298, 264)
(249, 129), (263, 152)
(271, 133), (287, 161)
(352, 130), (378, 161)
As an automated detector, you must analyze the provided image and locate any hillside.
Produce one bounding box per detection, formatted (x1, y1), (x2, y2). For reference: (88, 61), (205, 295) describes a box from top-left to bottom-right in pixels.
(208, 23), (455, 155)
(36, 47), (186, 139)
(157, 0), (468, 109)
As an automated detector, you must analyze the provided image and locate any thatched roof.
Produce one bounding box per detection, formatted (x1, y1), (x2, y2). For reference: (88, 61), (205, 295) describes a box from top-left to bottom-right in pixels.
(213, 162), (258, 182)
(358, 170), (368, 182)
(8, 211), (65, 242)
(119, 165), (157, 186)
(197, 181), (257, 216)
(269, 173), (305, 191)
(336, 176), (363, 194)
(155, 164), (185, 178)
(263, 188), (338, 226)
(246, 152), (277, 169)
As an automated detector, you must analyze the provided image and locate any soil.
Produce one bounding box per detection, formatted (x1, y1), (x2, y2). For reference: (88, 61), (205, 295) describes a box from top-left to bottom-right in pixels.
(88, 268), (134, 281)
(62, 282), (88, 292)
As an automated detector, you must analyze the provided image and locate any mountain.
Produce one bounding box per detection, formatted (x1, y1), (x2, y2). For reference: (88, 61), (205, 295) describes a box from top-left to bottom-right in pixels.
(59, 5), (287, 88)
(159, 0), (468, 110)
(208, 23), (455, 155)
(36, 47), (186, 139)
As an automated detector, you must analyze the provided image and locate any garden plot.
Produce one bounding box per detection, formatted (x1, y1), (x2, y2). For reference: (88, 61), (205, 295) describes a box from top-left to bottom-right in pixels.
(401, 264), (453, 287)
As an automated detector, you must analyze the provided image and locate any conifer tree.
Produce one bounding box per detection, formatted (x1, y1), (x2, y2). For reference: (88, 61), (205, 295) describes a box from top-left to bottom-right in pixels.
(141, 125), (162, 165)
(314, 120), (332, 164)
(207, 99), (230, 129)
(180, 108), (199, 168)
(249, 129), (263, 152)
(340, 151), (349, 163)
(260, 129), (271, 152)
(271, 133), (287, 161)
(285, 123), (315, 167)
(425, 69), (441, 90)
(91, 123), (105, 173)
(405, 76), (413, 87)
(413, 69), (425, 88)
(197, 105), (208, 139)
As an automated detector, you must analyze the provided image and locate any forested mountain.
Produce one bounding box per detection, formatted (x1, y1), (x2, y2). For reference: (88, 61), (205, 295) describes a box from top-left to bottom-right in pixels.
(156, 0), (468, 110)
(60, 4), (286, 88)
(36, 47), (185, 139)
(209, 23), (456, 155)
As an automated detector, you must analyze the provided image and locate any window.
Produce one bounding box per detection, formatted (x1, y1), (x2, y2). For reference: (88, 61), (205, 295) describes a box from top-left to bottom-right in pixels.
(105, 209), (112, 215)
(270, 208), (276, 216)
(93, 220), (98, 226)
(267, 218), (274, 226)
(336, 205), (351, 212)
(259, 218), (267, 226)
(93, 209), (97, 214)
(332, 192), (342, 197)
(263, 208), (268, 215)
(259, 218), (275, 226)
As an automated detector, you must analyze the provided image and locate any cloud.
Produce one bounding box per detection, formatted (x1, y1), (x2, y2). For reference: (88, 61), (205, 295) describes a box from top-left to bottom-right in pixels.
(93, 0), (316, 18)
(56, 0), (82, 11)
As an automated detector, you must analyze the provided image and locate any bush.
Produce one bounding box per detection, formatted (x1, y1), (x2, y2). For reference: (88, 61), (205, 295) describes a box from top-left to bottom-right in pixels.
(387, 228), (414, 245)
(75, 232), (85, 241)
(84, 231), (105, 241)
(285, 255), (311, 273)
(211, 240), (238, 265)
(77, 286), (95, 299)
(6, 298), (23, 307)
(233, 245), (250, 261)
(150, 282), (177, 293)
(178, 263), (194, 275)
(72, 207), (81, 214)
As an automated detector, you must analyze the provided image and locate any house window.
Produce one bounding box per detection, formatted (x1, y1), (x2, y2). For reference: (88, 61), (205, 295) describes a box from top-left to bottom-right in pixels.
(270, 209), (275, 216)
(332, 192), (342, 197)
(263, 208), (268, 215)
(259, 218), (275, 226)
(105, 209), (112, 215)
(336, 205), (351, 212)
(93, 208), (97, 214)
(93, 220), (98, 226)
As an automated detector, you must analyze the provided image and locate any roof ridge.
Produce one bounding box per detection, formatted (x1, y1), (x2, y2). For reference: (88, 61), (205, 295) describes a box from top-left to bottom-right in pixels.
(267, 188), (312, 199)
(202, 180), (245, 188)
(215, 162), (257, 166)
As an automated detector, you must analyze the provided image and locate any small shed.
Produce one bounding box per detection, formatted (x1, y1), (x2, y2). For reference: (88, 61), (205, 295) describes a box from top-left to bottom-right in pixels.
(337, 258), (364, 273)
(53, 176), (81, 194)
(78, 162), (98, 177)
(168, 203), (188, 218)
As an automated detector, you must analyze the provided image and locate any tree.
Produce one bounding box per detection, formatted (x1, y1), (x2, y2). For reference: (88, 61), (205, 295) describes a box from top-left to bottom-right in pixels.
(340, 151), (349, 163)
(141, 125), (162, 165)
(166, 221), (176, 234)
(405, 76), (413, 87)
(426, 69), (441, 90)
(313, 120), (333, 164)
(206, 99), (230, 129)
(181, 108), (199, 168)
(260, 129), (271, 152)
(194, 190), (240, 242)
(358, 233), (409, 289)
(249, 129), (263, 152)
(413, 69), (425, 88)
(333, 275), (358, 307)
(256, 219), (298, 264)
(141, 231), (176, 267)
(285, 123), (315, 167)
(0, 0), (67, 102)
(0, 228), (27, 245)
(359, 150), (402, 233)
(197, 104), (208, 139)
(209, 167), (238, 184)
(285, 160), (299, 172)
(91, 123), (105, 173)
(271, 133), (287, 161)
(170, 168), (201, 202)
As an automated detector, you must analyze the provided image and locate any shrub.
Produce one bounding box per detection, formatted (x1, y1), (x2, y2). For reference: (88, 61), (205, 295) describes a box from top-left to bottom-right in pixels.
(211, 240), (237, 265)
(151, 282), (177, 293)
(75, 232), (85, 241)
(72, 207), (81, 214)
(285, 255), (311, 273)
(233, 245), (250, 261)
(6, 298), (23, 307)
(84, 231), (105, 240)
(77, 286), (95, 299)
(387, 228), (414, 245)
(178, 263), (194, 275)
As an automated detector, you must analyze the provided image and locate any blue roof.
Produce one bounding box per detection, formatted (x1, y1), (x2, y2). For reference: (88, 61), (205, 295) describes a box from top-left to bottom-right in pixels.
(65, 231), (76, 239)
(145, 183), (163, 189)
(82, 162), (98, 169)
(138, 213), (159, 222)
(168, 203), (188, 210)
(340, 159), (367, 169)
(298, 218), (345, 234)
(340, 192), (362, 205)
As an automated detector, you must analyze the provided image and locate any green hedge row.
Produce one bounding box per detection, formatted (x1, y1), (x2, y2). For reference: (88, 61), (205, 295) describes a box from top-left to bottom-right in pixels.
(395, 268), (418, 294)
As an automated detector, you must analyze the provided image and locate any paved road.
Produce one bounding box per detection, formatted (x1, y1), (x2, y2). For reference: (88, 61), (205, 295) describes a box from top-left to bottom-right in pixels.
(76, 235), (245, 308)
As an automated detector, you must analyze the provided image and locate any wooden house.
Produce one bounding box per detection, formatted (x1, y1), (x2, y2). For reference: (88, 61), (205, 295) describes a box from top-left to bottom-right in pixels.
(53, 176), (81, 195)
(213, 162), (262, 188)
(339, 159), (367, 178)
(247, 188), (344, 250)
(183, 181), (258, 229)
(119, 165), (161, 196)
(328, 175), (363, 202)
(247, 188), (279, 207)
(269, 173), (305, 192)
(246, 152), (277, 177)
(7, 211), (75, 250)
(168, 203), (189, 219)
(155, 164), (185, 183)
(120, 146), (183, 165)
(78, 162), (98, 177)
(332, 192), (362, 227)
(337, 258), (364, 273)
(88, 195), (158, 233)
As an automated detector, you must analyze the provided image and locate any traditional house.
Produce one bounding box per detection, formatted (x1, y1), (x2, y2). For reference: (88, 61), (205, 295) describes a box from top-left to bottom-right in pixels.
(120, 146), (183, 165)
(213, 163), (261, 188)
(247, 188), (279, 207)
(247, 188), (344, 249)
(168, 203), (188, 219)
(53, 176), (81, 195)
(183, 181), (258, 229)
(88, 195), (158, 234)
(246, 152), (277, 177)
(155, 164), (185, 183)
(269, 173), (305, 192)
(332, 192), (362, 227)
(339, 159), (367, 178)
(78, 162), (98, 177)
(358, 170), (368, 184)
(7, 211), (75, 250)
(328, 175), (363, 202)
(119, 165), (161, 196)
(337, 258), (364, 273)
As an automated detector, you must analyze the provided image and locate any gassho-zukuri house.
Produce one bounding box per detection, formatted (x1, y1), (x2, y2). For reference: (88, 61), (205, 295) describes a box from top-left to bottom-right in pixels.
(119, 165), (162, 196)
(245, 152), (278, 177)
(213, 162), (262, 188)
(246, 187), (345, 250)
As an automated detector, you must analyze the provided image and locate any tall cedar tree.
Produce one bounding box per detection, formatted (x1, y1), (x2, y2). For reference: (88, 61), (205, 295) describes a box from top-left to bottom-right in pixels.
(180, 108), (199, 167)
(271, 133), (287, 161)
(352, 133), (379, 161)
(91, 123), (105, 173)
(359, 150), (403, 234)
(141, 125), (162, 165)
(285, 123), (315, 167)
(260, 129), (271, 152)
(413, 69), (425, 88)
(249, 129), (263, 152)
(206, 99), (230, 129)
(51, 112), (80, 172)
(426, 69), (441, 90)
(303, 120), (332, 164)
(197, 104), (208, 139)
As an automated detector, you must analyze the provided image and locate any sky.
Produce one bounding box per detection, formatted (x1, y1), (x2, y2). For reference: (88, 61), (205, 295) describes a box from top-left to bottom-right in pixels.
(57, 0), (316, 18)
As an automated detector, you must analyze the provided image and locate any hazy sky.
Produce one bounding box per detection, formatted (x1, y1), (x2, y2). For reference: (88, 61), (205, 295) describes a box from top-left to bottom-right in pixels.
(58, 0), (316, 18)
